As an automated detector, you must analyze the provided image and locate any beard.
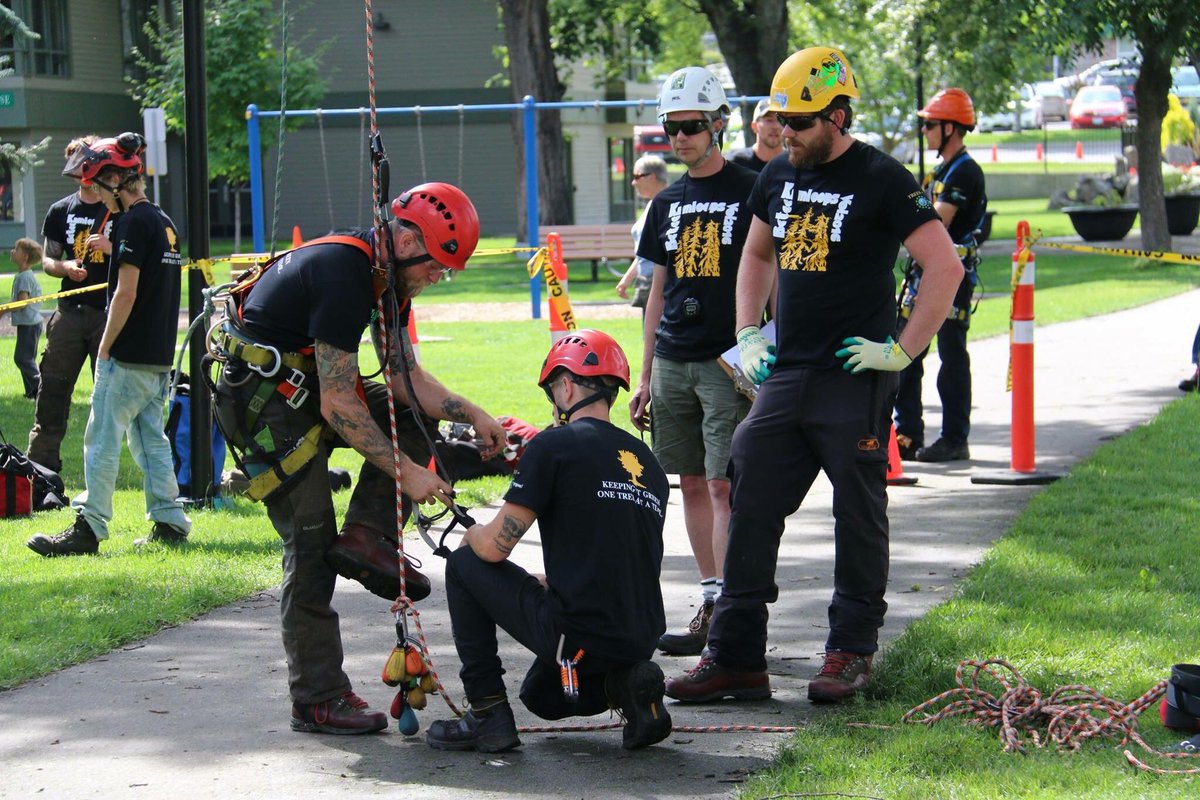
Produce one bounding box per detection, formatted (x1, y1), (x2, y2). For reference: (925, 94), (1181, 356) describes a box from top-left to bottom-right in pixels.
(786, 124), (835, 169)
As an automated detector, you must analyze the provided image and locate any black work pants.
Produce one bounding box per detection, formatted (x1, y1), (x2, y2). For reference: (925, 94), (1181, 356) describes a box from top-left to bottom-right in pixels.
(27, 304), (106, 471)
(707, 366), (894, 672)
(444, 547), (624, 718)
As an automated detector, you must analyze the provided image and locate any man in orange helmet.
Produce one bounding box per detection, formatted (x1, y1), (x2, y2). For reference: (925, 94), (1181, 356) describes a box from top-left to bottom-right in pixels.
(210, 182), (507, 735)
(894, 88), (988, 463)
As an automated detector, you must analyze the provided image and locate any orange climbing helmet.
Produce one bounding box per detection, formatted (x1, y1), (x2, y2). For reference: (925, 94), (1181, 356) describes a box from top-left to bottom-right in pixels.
(538, 329), (630, 392)
(919, 88), (976, 129)
(62, 132), (145, 186)
(391, 182), (480, 270)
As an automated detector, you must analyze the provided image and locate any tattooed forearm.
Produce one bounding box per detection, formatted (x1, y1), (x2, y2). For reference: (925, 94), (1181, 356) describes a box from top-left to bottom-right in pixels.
(44, 239), (65, 260)
(492, 514), (528, 555)
(441, 396), (471, 423)
(315, 340), (360, 392)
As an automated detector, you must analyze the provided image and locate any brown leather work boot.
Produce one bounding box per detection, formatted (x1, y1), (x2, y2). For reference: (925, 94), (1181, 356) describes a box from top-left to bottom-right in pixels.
(291, 691), (387, 735)
(326, 523), (431, 601)
(664, 656), (771, 703)
(807, 650), (873, 703)
(657, 600), (714, 656)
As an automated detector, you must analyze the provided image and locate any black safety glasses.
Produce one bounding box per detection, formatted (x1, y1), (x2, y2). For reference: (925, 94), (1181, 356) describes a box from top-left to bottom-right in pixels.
(662, 119), (711, 137)
(775, 112), (825, 131)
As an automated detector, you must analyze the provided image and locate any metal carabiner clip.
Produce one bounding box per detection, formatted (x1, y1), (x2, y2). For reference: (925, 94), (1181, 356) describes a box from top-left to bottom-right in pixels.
(246, 343), (282, 379)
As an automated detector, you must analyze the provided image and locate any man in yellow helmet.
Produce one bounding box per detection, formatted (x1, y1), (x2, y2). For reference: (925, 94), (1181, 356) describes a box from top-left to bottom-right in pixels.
(665, 47), (963, 705)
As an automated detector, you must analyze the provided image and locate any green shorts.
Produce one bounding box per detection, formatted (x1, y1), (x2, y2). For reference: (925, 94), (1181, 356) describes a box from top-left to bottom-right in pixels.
(649, 356), (750, 480)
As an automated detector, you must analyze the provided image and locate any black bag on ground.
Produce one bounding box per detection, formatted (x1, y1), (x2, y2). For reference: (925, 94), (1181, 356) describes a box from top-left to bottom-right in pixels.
(0, 427), (66, 512)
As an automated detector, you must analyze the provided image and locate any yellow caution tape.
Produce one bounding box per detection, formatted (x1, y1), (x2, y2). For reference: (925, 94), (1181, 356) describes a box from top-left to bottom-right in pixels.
(0, 258), (229, 314)
(1031, 231), (1200, 265)
(476, 246), (540, 257)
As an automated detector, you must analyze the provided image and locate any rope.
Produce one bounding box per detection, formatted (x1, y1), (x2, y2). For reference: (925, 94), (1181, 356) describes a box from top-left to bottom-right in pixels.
(268, 0), (290, 258)
(357, 108), (367, 225)
(516, 721), (799, 735)
(903, 658), (1200, 775)
(315, 109), (336, 232)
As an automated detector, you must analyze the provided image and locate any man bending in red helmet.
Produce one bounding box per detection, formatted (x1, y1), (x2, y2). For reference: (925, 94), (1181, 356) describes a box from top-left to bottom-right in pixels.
(211, 182), (507, 735)
(427, 329), (672, 753)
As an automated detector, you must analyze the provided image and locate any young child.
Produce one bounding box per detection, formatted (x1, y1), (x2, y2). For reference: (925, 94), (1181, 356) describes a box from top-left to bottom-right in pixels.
(2, 238), (44, 399)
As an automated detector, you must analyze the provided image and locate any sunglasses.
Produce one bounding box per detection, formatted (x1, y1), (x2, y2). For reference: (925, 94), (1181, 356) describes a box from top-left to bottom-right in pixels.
(662, 119), (710, 137)
(921, 120), (942, 130)
(631, 172), (652, 180)
(775, 112), (825, 131)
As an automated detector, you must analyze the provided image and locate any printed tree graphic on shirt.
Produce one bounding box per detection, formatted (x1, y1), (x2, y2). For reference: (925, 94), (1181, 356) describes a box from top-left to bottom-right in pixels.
(618, 450), (647, 488)
(673, 218), (722, 278)
(779, 208), (830, 272)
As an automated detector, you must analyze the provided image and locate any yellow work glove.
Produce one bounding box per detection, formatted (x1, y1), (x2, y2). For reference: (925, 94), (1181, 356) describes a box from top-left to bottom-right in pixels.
(836, 336), (912, 374)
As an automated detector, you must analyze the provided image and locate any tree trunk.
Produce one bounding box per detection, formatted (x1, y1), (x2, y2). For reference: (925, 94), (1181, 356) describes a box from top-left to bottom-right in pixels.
(500, 0), (572, 239)
(1132, 40), (1175, 252)
(696, 0), (789, 98)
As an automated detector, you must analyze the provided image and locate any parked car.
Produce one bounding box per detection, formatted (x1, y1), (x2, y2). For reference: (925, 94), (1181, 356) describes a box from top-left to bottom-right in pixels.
(976, 100), (1036, 133)
(633, 124), (674, 162)
(1069, 85), (1127, 129)
(1025, 81), (1069, 125)
(1172, 65), (1200, 108)
(1093, 69), (1138, 116)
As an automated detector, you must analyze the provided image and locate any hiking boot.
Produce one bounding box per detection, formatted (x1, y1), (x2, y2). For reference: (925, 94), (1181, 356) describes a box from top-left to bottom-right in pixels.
(426, 699), (521, 752)
(605, 661), (672, 749)
(915, 438), (970, 463)
(664, 656), (771, 703)
(895, 433), (922, 461)
(134, 521), (189, 548)
(291, 690), (387, 735)
(326, 523), (431, 602)
(657, 600), (713, 656)
(27, 515), (100, 557)
(807, 651), (873, 703)
(1180, 368), (1199, 393)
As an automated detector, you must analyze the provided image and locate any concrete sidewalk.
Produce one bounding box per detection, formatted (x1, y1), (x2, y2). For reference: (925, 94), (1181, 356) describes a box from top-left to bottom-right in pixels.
(1, 289), (1197, 800)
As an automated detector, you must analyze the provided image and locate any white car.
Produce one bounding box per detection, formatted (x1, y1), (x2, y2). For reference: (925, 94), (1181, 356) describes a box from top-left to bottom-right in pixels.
(976, 102), (1036, 132)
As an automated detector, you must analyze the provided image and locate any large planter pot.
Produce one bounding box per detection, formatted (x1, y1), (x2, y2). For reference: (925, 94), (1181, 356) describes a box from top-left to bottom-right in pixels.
(1062, 204), (1139, 242)
(1165, 194), (1200, 236)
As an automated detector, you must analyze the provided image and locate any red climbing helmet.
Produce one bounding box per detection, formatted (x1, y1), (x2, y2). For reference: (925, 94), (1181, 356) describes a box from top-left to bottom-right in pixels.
(62, 132), (145, 185)
(538, 329), (631, 391)
(391, 182), (480, 270)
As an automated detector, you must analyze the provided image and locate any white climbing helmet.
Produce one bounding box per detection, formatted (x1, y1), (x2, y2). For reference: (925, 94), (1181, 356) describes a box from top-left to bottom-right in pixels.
(657, 66), (731, 121)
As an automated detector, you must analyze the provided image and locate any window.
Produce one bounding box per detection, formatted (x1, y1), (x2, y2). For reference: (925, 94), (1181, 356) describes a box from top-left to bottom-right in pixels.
(0, 0), (70, 78)
(0, 155), (20, 221)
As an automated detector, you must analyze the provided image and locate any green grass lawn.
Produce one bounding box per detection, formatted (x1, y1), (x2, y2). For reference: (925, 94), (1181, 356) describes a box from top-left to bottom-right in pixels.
(741, 394), (1200, 800)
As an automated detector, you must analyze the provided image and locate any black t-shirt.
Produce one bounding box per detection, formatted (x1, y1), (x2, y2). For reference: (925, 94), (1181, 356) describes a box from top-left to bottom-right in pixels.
(107, 201), (182, 367)
(728, 147), (769, 173)
(928, 150), (987, 244)
(41, 192), (115, 311)
(504, 418), (669, 661)
(239, 230), (377, 353)
(636, 160), (758, 361)
(747, 140), (940, 370)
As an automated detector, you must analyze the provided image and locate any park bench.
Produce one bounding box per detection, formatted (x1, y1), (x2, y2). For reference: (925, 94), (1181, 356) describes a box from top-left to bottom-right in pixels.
(541, 223), (633, 282)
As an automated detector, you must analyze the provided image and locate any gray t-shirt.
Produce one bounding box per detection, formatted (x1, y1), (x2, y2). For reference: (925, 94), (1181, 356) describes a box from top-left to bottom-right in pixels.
(9, 270), (42, 326)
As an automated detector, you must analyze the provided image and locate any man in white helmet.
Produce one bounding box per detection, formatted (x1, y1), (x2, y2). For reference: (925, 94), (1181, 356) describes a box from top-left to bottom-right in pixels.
(629, 66), (758, 657)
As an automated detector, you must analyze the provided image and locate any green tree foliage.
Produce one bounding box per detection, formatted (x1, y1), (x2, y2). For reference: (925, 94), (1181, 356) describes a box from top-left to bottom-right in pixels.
(128, 0), (325, 190)
(0, 8), (49, 173)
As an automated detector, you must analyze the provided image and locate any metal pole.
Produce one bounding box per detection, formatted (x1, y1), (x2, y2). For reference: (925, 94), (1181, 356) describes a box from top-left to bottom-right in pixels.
(524, 94), (541, 319)
(183, 0), (214, 505)
(247, 104), (265, 252)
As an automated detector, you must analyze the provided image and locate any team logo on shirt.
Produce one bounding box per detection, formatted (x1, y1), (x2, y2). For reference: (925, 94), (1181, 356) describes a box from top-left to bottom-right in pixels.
(68, 218), (108, 265)
(909, 191), (933, 211)
(774, 182), (854, 272)
(618, 450), (647, 488)
(165, 226), (178, 252)
(671, 219), (722, 278)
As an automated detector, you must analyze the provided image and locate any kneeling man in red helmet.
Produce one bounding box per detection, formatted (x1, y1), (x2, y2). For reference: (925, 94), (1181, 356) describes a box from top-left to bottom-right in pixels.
(427, 329), (673, 753)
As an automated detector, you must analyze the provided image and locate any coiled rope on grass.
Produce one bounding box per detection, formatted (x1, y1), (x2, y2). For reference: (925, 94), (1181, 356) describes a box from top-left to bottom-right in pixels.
(902, 658), (1200, 775)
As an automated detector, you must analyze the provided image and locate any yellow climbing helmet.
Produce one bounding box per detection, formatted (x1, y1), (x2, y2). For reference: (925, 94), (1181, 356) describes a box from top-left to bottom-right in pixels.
(767, 47), (860, 115)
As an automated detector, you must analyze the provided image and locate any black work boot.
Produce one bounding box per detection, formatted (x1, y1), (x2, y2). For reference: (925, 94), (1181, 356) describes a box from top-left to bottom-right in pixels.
(657, 599), (714, 656)
(134, 521), (189, 548)
(895, 433), (923, 461)
(291, 691), (387, 735)
(605, 661), (672, 749)
(27, 514), (100, 557)
(915, 438), (970, 463)
(427, 698), (521, 752)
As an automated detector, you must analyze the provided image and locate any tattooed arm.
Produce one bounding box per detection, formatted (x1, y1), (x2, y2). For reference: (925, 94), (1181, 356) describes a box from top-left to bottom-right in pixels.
(315, 338), (453, 504)
(41, 238), (88, 281)
(371, 314), (508, 459)
(463, 502), (538, 562)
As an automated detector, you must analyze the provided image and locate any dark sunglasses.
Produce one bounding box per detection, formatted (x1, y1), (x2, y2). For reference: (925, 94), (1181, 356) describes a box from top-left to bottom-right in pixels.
(775, 112), (825, 131)
(921, 120), (942, 130)
(662, 119), (710, 137)
(631, 172), (652, 180)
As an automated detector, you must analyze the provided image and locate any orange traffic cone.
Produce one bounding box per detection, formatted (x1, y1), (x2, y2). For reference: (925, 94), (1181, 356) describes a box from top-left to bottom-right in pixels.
(1075, 141), (1084, 160)
(1034, 143), (1044, 161)
(887, 425), (918, 486)
(292, 225), (303, 248)
(991, 144), (998, 162)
